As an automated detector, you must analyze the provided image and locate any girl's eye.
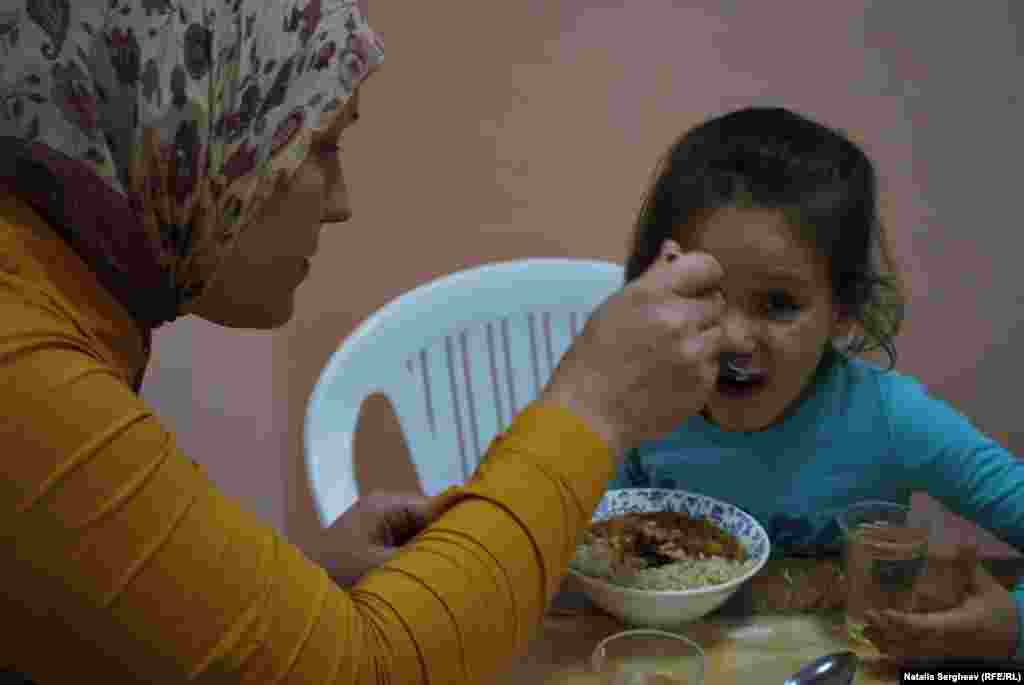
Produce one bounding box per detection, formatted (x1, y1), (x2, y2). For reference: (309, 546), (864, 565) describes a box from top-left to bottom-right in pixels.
(762, 291), (801, 319)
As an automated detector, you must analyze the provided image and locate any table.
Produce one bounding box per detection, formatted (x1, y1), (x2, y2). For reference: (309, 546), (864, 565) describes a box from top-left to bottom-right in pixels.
(499, 556), (1024, 684)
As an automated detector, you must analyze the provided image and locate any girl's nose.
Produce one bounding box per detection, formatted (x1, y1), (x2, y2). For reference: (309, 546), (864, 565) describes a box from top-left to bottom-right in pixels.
(720, 309), (757, 354)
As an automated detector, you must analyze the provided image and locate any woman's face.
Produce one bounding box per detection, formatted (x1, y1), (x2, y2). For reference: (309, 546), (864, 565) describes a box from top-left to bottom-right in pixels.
(683, 206), (850, 432)
(186, 92), (361, 329)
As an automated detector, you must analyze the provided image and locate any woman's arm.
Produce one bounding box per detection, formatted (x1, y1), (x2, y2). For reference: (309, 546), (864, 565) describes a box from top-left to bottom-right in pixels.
(0, 278), (614, 683)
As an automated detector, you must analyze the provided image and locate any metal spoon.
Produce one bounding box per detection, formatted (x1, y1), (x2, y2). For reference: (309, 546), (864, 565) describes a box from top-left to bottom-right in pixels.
(724, 360), (756, 382)
(783, 651), (859, 685)
(721, 352), (759, 382)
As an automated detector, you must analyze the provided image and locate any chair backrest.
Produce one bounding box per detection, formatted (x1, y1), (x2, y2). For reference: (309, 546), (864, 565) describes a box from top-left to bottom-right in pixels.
(304, 258), (625, 525)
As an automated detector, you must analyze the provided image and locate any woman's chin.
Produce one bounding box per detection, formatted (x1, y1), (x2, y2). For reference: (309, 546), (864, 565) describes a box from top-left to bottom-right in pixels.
(196, 301), (294, 330)
(245, 305), (294, 329)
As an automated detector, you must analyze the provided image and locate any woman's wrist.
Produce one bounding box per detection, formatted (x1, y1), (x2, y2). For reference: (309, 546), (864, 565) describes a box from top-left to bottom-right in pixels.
(538, 381), (626, 460)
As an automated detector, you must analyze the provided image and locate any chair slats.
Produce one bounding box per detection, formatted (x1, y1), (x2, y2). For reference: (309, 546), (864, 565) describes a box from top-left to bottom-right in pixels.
(484, 321), (507, 430)
(458, 327), (497, 467)
(406, 344), (466, 492)
(444, 335), (473, 479)
(500, 316), (534, 418)
(304, 259), (624, 525)
(386, 308), (605, 494)
(527, 313), (545, 400)
(548, 311), (575, 380)
(406, 348), (438, 437)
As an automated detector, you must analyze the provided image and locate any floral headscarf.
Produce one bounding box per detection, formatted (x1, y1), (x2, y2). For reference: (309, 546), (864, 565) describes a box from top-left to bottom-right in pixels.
(0, 0), (383, 338)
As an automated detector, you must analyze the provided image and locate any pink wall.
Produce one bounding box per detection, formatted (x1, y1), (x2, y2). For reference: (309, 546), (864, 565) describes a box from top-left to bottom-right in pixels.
(143, 1), (1023, 556)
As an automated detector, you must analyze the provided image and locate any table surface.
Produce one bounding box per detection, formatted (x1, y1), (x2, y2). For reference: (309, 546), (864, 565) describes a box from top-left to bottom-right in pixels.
(498, 556), (1024, 685)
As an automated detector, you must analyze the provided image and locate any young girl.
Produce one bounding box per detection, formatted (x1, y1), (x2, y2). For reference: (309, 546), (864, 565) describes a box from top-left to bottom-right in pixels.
(611, 107), (1024, 662)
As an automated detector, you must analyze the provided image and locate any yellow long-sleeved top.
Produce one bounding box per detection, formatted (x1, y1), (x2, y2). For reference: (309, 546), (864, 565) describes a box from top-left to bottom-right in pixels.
(0, 194), (615, 684)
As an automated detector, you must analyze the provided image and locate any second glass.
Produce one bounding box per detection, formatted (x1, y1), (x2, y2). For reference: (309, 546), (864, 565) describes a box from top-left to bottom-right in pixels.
(591, 629), (705, 684)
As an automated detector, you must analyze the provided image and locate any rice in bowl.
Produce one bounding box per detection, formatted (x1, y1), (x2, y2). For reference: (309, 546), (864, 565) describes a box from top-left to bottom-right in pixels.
(568, 489), (770, 627)
(571, 509), (759, 592)
(571, 540), (759, 591)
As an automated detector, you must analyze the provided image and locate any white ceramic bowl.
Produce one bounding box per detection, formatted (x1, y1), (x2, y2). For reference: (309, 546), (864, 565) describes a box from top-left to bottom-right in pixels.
(568, 489), (771, 629)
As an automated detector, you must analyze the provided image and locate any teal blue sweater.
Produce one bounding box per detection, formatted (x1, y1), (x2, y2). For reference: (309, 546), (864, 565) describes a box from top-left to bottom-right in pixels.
(610, 349), (1024, 659)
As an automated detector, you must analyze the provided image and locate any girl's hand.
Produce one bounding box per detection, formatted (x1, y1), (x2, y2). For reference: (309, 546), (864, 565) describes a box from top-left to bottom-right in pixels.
(316, 491), (435, 587)
(864, 545), (1019, 662)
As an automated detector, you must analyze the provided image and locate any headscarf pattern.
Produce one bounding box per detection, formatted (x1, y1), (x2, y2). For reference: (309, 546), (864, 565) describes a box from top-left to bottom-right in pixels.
(0, 0), (383, 332)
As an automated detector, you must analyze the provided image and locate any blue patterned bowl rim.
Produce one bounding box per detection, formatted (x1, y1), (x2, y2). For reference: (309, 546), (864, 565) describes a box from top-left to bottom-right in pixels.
(568, 488), (772, 596)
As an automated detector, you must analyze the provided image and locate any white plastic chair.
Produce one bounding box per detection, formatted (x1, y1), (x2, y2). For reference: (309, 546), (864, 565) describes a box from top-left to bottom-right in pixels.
(304, 258), (625, 526)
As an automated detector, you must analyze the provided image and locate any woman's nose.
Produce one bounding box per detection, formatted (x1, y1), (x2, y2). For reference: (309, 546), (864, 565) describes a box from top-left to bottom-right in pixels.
(321, 161), (352, 223)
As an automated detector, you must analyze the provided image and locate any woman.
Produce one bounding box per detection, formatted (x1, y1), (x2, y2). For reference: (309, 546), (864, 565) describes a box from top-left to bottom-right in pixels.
(0, 2), (725, 683)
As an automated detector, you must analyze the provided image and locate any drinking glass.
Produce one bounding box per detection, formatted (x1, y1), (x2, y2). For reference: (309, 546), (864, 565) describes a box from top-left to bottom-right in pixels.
(836, 500), (932, 646)
(591, 629), (704, 685)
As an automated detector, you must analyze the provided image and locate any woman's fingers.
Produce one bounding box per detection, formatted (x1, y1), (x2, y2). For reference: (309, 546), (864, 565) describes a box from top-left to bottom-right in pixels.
(635, 242), (725, 302)
(539, 239), (728, 453)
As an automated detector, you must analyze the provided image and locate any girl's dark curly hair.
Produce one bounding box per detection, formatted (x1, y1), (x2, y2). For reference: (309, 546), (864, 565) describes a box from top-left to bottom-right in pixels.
(625, 106), (905, 369)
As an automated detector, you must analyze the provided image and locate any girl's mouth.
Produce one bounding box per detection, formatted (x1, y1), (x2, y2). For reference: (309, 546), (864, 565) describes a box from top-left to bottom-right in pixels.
(716, 363), (768, 399)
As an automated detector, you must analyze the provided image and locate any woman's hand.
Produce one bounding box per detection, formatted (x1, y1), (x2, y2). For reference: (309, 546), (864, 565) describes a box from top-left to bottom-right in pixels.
(540, 239), (725, 458)
(316, 491), (435, 587)
(864, 546), (1019, 662)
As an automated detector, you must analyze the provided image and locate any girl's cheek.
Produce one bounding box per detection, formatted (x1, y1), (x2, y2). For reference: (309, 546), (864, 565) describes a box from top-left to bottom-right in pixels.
(769, 327), (810, 361)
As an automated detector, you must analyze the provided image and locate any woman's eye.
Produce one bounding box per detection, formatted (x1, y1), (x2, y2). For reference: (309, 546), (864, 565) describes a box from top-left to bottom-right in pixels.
(311, 138), (340, 161)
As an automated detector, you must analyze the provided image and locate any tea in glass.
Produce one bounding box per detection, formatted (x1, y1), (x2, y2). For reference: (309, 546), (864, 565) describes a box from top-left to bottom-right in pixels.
(836, 501), (931, 646)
